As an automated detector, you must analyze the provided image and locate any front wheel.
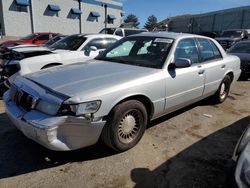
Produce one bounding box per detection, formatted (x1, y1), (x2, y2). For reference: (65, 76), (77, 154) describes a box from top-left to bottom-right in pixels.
(101, 100), (148, 152)
(213, 75), (231, 103)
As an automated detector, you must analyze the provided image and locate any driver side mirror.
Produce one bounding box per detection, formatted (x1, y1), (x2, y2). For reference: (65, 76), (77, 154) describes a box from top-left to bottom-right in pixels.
(174, 58), (191, 68)
(89, 46), (98, 51)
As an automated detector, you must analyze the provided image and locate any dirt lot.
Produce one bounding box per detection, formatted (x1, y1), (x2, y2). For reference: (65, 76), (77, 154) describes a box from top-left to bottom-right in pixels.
(0, 80), (249, 188)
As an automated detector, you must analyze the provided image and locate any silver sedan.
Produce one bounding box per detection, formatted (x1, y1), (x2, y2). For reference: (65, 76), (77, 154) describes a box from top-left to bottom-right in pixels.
(4, 32), (241, 151)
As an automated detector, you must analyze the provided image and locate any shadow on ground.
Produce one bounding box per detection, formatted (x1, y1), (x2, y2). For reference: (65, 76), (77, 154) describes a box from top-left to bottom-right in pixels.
(0, 112), (116, 179)
(131, 116), (250, 188)
(0, 95), (248, 181)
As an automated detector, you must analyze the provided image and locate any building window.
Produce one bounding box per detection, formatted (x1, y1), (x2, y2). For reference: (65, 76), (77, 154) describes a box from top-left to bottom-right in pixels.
(68, 8), (82, 19)
(15, 0), (29, 6)
(45, 4), (61, 17)
(107, 14), (116, 24)
(90, 11), (101, 17)
(88, 11), (101, 22)
(48, 4), (61, 12)
(71, 8), (82, 15)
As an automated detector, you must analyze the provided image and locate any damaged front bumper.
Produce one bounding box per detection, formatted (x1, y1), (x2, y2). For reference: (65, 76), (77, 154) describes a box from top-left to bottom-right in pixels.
(3, 90), (106, 151)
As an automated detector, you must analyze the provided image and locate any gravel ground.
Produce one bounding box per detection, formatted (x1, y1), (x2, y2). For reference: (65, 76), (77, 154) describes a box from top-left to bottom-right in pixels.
(0, 80), (249, 188)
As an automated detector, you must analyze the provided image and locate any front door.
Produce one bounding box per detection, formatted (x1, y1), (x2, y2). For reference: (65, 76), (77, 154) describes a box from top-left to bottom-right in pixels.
(165, 38), (205, 113)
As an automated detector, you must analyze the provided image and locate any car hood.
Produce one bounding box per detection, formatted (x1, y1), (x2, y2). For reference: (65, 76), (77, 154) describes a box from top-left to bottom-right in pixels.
(25, 60), (162, 99)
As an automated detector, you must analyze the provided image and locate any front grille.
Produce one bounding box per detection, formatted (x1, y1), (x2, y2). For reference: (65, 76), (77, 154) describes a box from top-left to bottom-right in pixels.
(10, 86), (37, 111)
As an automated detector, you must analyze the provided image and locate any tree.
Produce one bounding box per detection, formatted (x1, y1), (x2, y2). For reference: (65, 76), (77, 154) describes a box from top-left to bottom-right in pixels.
(144, 15), (159, 31)
(123, 14), (140, 28)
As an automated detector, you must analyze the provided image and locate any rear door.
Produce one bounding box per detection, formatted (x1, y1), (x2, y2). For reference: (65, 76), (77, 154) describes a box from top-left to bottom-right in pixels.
(196, 38), (225, 96)
(165, 38), (205, 112)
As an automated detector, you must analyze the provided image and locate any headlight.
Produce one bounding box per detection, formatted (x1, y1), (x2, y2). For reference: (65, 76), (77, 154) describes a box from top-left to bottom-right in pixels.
(36, 100), (61, 116)
(60, 100), (101, 116)
(236, 125), (250, 156)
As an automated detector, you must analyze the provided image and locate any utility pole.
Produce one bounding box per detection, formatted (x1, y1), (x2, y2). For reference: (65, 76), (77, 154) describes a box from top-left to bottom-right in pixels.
(79, 0), (82, 33)
(102, 4), (107, 29)
(29, 0), (34, 33)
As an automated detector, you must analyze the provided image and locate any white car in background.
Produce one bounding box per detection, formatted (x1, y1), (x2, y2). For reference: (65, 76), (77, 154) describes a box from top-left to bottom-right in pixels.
(0, 34), (121, 94)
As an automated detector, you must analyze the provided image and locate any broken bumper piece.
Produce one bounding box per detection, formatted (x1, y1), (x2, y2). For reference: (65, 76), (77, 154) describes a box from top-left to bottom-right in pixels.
(3, 90), (106, 151)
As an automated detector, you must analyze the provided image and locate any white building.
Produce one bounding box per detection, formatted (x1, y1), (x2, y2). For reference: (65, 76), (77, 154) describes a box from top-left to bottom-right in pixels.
(0, 0), (123, 36)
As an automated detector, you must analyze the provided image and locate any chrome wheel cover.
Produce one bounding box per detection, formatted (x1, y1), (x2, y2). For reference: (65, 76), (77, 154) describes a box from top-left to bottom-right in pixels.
(118, 111), (140, 144)
(220, 82), (227, 99)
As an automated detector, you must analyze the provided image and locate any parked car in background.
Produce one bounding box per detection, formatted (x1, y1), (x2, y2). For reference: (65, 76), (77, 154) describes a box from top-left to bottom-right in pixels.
(0, 32), (60, 48)
(3, 32), (241, 152)
(0, 34), (121, 95)
(215, 29), (249, 50)
(227, 40), (250, 79)
(233, 123), (250, 188)
(41, 35), (67, 47)
(99, 27), (147, 37)
(198, 31), (218, 39)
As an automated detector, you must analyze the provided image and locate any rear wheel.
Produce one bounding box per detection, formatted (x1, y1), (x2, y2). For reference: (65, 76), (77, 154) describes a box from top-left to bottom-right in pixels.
(214, 75), (231, 103)
(101, 100), (147, 152)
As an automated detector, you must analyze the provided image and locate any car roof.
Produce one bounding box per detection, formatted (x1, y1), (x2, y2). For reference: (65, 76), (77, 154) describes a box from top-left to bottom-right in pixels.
(35, 32), (60, 35)
(104, 27), (147, 31)
(67, 33), (121, 39)
(130, 32), (202, 40)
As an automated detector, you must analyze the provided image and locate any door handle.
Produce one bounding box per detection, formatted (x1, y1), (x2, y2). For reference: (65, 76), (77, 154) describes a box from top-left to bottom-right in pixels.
(221, 64), (226, 69)
(198, 70), (205, 75)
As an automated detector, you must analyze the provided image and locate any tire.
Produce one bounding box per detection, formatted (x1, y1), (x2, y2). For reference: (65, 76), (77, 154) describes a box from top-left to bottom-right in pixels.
(101, 100), (148, 152)
(214, 75), (231, 103)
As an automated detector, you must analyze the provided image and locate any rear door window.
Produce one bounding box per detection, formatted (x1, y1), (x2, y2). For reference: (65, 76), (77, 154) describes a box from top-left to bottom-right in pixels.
(197, 38), (222, 62)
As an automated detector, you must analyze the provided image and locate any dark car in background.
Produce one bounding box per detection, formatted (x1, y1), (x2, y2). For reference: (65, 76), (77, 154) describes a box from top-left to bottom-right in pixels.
(228, 40), (250, 79)
(0, 32), (60, 48)
(233, 123), (250, 188)
(215, 29), (249, 50)
(198, 32), (218, 39)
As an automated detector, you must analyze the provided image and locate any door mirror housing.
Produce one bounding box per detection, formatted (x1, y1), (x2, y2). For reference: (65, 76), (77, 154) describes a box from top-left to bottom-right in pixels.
(89, 46), (98, 51)
(174, 58), (191, 68)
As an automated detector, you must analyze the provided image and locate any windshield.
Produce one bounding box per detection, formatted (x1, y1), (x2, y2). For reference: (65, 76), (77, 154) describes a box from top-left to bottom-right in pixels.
(228, 42), (250, 53)
(99, 28), (116, 34)
(49, 35), (87, 50)
(95, 36), (173, 69)
(21, 34), (38, 40)
(43, 36), (64, 47)
(221, 30), (242, 38)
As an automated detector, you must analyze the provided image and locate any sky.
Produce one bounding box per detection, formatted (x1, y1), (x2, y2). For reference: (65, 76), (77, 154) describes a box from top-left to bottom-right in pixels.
(122, 0), (250, 27)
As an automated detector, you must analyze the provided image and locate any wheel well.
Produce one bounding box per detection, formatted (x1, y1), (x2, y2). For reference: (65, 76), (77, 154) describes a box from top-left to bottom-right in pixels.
(41, 63), (62, 69)
(109, 95), (154, 121)
(227, 72), (234, 82)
